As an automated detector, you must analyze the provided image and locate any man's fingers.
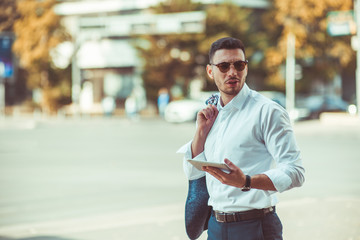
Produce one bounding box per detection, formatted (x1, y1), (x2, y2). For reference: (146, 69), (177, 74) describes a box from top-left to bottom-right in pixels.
(201, 105), (218, 120)
(203, 109), (212, 119)
(203, 166), (226, 183)
(211, 104), (219, 118)
(203, 160), (245, 188)
(224, 158), (237, 171)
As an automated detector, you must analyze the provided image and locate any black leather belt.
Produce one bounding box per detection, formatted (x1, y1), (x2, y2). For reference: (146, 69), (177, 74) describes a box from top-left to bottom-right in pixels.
(213, 207), (275, 223)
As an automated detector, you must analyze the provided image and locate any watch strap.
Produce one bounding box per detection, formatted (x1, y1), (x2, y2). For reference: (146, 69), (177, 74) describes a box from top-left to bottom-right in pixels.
(241, 175), (251, 192)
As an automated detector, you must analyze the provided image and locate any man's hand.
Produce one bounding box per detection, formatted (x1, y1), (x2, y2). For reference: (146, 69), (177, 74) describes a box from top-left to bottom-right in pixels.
(191, 105), (219, 158)
(203, 158), (277, 191)
(202, 158), (246, 188)
(196, 104), (219, 134)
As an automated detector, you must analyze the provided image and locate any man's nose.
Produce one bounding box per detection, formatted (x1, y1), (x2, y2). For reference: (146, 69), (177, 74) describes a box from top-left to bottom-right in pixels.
(227, 64), (237, 75)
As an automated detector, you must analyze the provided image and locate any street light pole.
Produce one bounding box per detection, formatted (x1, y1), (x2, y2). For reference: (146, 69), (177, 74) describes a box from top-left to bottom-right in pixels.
(286, 32), (296, 122)
(356, 0), (360, 116)
(71, 18), (81, 116)
(0, 62), (5, 118)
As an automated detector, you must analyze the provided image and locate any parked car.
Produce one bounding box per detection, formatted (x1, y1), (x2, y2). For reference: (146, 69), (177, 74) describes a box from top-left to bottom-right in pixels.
(259, 91), (311, 121)
(303, 95), (349, 119)
(164, 92), (217, 123)
(164, 99), (205, 123)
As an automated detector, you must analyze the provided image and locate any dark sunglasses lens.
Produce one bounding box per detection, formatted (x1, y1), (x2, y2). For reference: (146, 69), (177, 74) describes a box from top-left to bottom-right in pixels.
(234, 61), (246, 71)
(217, 63), (230, 73)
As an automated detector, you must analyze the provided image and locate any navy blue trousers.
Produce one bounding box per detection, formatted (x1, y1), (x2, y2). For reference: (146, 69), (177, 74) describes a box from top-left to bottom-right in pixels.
(207, 211), (283, 240)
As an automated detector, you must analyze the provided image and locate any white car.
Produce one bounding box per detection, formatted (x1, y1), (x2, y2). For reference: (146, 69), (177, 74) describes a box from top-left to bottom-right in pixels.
(164, 99), (205, 123)
(164, 92), (217, 123)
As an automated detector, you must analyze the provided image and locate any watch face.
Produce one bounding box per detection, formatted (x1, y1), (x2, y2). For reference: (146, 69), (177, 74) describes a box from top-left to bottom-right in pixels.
(241, 187), (251, 192)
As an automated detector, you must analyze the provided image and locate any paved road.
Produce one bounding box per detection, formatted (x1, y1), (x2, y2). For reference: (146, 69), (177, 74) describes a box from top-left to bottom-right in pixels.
(0, 116), (359, 240)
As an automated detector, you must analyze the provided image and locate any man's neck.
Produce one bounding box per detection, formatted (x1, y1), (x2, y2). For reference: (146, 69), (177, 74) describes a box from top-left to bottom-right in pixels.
(220, 95), (235, 107)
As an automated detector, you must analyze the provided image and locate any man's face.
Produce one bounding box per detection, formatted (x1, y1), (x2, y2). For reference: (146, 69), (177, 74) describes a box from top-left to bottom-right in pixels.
(206, 48), (248, 104)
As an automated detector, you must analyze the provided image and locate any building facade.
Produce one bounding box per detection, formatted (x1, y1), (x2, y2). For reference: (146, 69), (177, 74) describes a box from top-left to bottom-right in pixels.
(54, 0), (269, 114)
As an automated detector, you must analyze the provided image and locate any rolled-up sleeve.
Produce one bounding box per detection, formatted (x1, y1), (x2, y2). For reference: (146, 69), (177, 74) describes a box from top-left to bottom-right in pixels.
(176, 140), (206, 180)
(264, 161), (305, 193)
(261, 105), (305, 193)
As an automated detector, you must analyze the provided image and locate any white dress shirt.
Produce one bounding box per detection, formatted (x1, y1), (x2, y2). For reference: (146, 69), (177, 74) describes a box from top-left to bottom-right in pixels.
(177, 84), (305, 212)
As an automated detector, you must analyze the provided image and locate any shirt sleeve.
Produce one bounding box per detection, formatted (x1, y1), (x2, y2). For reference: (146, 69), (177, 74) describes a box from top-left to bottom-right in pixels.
(176, 140), (206, 180)
(261, 104), (305, 193)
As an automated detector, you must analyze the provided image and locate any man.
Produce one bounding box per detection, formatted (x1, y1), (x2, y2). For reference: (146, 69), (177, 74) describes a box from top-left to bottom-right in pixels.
(178, 37), (305, 240)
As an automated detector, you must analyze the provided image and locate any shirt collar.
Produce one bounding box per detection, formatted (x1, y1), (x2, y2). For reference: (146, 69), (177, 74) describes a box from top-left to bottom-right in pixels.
(218, 83), (250, 111)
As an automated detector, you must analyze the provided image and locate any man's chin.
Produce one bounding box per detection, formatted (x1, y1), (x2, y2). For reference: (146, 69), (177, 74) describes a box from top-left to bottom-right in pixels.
(223, 87), (241, 95)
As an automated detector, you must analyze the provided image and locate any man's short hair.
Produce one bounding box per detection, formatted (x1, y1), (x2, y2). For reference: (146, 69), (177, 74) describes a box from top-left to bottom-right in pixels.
(209, 37), (246, 63)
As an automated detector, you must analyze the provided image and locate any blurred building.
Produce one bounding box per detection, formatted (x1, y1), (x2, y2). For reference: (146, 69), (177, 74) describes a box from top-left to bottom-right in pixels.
(54, 0), (269, 115)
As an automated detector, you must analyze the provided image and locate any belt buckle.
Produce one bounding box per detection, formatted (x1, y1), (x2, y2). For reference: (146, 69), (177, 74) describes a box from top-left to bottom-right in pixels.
(215, 211), (237, 223)
(215, 212), (226, 223)
(263, 206), (274, 215)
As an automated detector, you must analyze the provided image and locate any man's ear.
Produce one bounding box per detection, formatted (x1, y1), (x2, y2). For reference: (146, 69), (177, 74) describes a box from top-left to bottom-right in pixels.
(206, 64), (214, 80)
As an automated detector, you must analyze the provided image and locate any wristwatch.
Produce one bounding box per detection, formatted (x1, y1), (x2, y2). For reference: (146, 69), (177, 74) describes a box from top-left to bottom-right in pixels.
(241, 175), (251, 192)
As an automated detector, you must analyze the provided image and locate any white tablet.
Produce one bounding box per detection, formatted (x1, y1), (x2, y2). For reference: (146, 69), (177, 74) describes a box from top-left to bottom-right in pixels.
(187, 159), (230, 171)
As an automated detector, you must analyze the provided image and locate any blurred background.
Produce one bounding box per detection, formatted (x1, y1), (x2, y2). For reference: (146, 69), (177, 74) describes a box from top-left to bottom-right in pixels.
(0, 0), (358, 118)
(0, 0), (359, 240)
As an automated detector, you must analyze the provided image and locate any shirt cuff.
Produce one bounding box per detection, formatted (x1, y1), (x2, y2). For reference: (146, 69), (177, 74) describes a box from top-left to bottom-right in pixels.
(177, 141), (206, 180)
(263, 168), (292, 193)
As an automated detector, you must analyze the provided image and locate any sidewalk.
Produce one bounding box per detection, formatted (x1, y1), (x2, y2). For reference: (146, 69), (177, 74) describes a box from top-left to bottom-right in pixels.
(319, 112), (360, 126)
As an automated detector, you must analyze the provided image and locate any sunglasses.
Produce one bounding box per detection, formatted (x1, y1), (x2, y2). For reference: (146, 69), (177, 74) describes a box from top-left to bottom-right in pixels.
(210, 60), (248, 73)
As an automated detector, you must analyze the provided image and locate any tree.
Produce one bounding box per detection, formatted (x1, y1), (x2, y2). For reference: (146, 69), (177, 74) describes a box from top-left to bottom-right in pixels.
(137, 0), (354, 101)
(134, 34), (203, 102)
(262, 0), (354, 93)
(135, 0), (261, 102)
(133, 0), (204, 102)
(12, 0), (71, 113)
(198, 3), (266, 90)
(0, 0), (19, 32)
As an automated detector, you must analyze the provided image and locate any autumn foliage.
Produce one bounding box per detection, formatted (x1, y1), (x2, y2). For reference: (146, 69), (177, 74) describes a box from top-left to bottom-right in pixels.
(2, 0), (70, 113)
(0, 0), (356, 112)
